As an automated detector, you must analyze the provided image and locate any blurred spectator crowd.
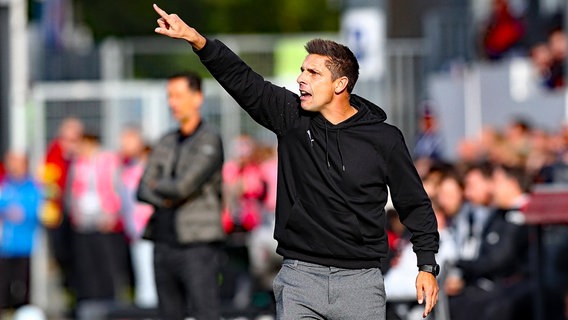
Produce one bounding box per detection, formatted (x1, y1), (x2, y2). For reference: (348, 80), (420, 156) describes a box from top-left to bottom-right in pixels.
(0, 117), (280, 319)
(2, 112), (568, 320)
(385, 114), (568, 320)
(479, 0), (568, 91)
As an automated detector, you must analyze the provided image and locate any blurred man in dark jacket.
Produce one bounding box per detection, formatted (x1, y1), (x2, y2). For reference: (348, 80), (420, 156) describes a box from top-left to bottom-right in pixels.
(449, 164), (532, 320)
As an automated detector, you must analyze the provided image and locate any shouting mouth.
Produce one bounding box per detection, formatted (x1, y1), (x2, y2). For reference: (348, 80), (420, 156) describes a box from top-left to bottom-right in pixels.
(299, 90), (312, 101)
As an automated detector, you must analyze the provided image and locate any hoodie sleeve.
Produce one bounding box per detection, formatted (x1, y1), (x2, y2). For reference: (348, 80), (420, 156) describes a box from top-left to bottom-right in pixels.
(386, 127), (439, 266)
(195, 38), (301, 136)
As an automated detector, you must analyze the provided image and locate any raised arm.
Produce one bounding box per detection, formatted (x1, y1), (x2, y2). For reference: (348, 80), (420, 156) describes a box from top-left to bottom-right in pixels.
(153, 4), (206, 50)
(152, 4), (302, 136)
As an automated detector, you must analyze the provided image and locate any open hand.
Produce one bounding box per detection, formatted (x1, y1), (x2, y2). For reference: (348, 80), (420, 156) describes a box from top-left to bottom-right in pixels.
(153, 4), (206, 50)
(416, 271), (439, 318)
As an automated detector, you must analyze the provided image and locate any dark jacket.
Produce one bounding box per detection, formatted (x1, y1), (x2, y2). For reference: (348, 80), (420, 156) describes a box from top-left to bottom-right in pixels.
(137, 123), (225, 244)
(457, 207), (530, 283)
(196, 39), (439, 268)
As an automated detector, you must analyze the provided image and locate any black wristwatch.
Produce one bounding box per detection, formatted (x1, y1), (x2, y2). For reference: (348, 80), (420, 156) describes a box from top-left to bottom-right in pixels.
(418, 264), (440, 277)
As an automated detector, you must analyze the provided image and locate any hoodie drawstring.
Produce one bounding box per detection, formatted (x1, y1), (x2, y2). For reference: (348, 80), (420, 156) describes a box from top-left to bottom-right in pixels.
(324, 122), (345, 172)
(325, 122), (331, 168)
(337, 129), (345, 172)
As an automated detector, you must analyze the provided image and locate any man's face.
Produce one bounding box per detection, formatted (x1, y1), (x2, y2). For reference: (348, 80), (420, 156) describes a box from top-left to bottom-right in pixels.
(167, 77), (203, 124)
(491, 168), (512, 207)
(120, 129), (144, 158)
(436, 178), (463, 217)
(59, 122), (83, 158)
(5, 152), (27, 180)
(464, 170), (493, 206)
(297, 54), (337, 112)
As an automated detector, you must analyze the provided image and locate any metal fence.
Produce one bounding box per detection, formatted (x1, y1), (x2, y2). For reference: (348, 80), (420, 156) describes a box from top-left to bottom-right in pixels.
(30, 79), (279, 164)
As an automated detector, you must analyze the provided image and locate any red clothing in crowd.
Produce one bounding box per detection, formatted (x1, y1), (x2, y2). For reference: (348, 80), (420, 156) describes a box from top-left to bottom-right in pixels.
(42, 140), (72, 227)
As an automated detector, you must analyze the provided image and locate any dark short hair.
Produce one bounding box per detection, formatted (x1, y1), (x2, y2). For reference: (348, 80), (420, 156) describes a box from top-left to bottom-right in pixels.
(465, 161), (494, 179)
(439, 166), (465, 190)
(305, 39), (359, 93)
(168, 71), (202, 92)
(493, 164), (532, 193)
(510, 117), (532, 133)
(82, 132), (101, 143)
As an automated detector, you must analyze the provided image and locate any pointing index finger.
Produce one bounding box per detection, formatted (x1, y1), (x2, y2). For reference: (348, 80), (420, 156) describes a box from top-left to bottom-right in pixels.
(153, 4), (170, 20)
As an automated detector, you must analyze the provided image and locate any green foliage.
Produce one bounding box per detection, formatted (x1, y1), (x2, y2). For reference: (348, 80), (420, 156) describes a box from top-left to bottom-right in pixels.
(133, 53), (209, 79)
(73, 0), (340, 41)
(133, 49), (276, 79)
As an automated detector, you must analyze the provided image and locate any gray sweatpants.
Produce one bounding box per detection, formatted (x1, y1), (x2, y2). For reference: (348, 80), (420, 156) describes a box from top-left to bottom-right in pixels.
(273, 259), (386, 320)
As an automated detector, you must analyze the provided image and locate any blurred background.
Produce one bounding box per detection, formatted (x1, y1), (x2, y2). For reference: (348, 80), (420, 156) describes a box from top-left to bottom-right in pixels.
(2, 0), (568, 319)
(2, 0), (567, 163)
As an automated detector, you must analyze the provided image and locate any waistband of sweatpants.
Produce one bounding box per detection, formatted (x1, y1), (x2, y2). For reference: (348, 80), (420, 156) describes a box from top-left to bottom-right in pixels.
(282, 259), (382, 271)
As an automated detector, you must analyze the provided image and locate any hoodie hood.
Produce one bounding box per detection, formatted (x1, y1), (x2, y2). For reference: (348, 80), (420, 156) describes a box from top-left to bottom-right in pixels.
(350, 94), (387, 123)
(312, 94), (387, 129)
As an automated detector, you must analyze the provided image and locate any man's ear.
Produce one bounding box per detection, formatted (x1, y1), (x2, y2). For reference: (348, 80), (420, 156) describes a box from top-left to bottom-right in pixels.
(334, 76), (349, 94)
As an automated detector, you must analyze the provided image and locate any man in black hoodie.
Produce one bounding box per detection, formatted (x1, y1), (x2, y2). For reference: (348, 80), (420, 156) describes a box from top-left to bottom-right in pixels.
(152, 4), (440, 319)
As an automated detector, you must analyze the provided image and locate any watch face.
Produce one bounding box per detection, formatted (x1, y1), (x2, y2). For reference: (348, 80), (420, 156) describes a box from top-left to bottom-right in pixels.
(433, 264), (440, 275)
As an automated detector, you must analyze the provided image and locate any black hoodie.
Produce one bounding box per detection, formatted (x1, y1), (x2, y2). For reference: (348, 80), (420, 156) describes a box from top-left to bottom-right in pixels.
(197, 39), (439, 269)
